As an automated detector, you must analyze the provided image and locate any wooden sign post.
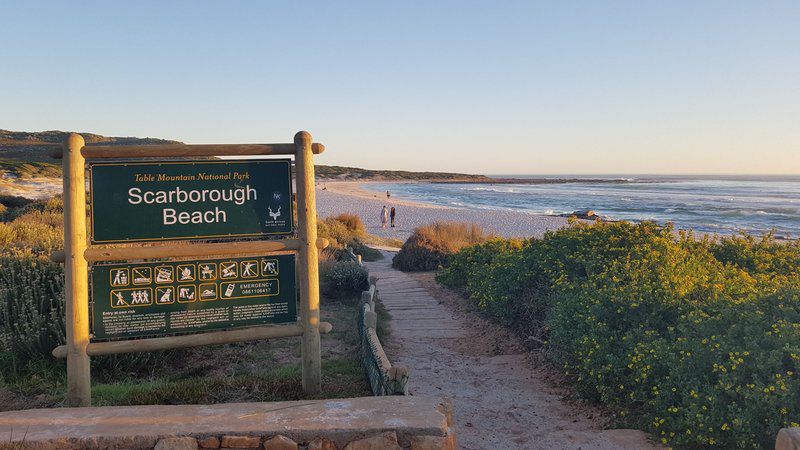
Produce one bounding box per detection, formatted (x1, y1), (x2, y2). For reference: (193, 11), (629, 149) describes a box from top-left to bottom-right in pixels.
(295, 131), (321, 393)
(63, 133), (91, 406)
(55, 131), (326, 406)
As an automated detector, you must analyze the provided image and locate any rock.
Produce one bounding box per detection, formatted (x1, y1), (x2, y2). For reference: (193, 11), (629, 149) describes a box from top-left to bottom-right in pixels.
(410, 434), (457, 450)
(343, 432), (401, 450)
(155, 437), (199, 450)
(263, 434), (298, 450)
(221, 435), (261, 448)
(777, 428), (800, 450)
(308, 437), (338, 450)
(564, 210), (600, 220)
(198, 436), (221, 449)
(436, 399), (455, 427)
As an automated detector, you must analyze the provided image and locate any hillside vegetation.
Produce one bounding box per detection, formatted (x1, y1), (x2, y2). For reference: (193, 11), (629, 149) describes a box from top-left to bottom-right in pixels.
(1, 130), (487, 182)
(315, 164), (489, 181)
(0, 130), (181, 178)
(438, 221), (800, 448)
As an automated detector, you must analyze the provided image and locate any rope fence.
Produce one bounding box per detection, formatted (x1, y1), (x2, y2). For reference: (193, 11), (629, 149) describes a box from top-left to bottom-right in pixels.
(358, 277), (409, 396)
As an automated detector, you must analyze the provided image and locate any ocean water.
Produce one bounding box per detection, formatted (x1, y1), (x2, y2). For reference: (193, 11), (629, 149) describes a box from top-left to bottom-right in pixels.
(367, 175), (800, 238)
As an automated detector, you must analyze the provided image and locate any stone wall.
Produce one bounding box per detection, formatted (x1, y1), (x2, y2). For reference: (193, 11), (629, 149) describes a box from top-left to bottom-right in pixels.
(0, 396), (456, 450)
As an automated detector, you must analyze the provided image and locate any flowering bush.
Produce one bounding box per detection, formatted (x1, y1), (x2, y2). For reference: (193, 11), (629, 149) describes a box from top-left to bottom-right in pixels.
(438, 221), (800, 448)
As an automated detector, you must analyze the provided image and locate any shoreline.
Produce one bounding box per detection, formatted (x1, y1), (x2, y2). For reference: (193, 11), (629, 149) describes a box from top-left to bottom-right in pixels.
(316, 181), (576, 241)
(317, 180), (450, 210)
(316, 180), (797, 243)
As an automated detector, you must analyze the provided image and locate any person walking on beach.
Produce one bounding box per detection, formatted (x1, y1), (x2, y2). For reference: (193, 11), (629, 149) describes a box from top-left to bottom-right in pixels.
(390, 206), (396, 227)
(381, 205), (389, 229)
(386, 190), (391, 200)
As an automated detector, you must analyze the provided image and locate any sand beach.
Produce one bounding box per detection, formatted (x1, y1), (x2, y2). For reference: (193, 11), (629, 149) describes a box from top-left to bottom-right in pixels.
(316, 181), (574, 241)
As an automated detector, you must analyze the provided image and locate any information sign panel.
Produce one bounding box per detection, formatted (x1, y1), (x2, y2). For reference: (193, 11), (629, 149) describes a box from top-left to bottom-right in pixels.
(90, 254), (296, 339)
(89, 159), (293, 243)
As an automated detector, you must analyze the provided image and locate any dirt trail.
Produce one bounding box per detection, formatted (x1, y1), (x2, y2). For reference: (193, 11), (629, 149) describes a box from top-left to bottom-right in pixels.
(365, 253), (659, 450)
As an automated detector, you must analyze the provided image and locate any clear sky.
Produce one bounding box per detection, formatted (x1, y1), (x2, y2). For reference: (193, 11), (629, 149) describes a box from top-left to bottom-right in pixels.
(1, 1), (798, 174)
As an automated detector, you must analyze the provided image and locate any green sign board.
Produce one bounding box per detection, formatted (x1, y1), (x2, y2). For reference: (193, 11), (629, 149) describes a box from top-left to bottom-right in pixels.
(90, 254), (296, 340)
(89, 160), (293, 243)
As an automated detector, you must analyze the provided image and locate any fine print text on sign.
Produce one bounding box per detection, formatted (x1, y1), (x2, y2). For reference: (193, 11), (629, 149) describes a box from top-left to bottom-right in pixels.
(90, 254), (296, 340)
(89, 159), (293, 243)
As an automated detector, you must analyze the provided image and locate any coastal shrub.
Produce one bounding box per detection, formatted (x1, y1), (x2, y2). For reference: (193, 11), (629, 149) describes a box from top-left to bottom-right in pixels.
(318, 216), (359, 249)
(709, 232), (800, 276)
(0, 216), (63, 255)
(317, 214), (383, 263)
(0, 196), (178, 383)
(319, 246), (348, 263)
(1, 195), (62, 222)
(0, 223), (15, 249)
(331, 213), (366, 236)
(0, 195), (64, 255)
(0, 255), (172, 378)
(0, 255), (66, 366)
(0, 195), (33, 211)
(392, 222), (492, 271)
(319, 261), (369, 300)
(438, 221), (800, 448)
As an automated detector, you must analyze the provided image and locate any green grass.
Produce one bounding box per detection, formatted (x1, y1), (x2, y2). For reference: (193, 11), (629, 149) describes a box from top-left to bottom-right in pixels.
(0, 355), (66, 398)
(360, 233), (404, 249)
(1, 347), (370, 410)
(374, 295), (392, 344)
(350, 240), (383, 261)
(92, 359), (365, 406)
(0, 299), (371, 411)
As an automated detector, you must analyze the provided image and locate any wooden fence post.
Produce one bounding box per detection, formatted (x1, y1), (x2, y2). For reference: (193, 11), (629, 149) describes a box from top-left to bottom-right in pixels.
(63, 133), (91, 406)
(294, 130), (321, 394)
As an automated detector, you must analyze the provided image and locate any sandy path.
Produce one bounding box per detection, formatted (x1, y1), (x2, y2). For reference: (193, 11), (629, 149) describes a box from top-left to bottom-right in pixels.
(365, 253), (658, 450)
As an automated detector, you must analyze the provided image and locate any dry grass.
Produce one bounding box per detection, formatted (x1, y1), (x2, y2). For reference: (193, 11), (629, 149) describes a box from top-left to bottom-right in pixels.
(392, 221), (493, 271)
(331, 213), (366, 236)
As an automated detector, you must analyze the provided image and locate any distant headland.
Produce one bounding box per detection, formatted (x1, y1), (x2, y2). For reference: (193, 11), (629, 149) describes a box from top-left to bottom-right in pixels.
(1, 130), (627, 187)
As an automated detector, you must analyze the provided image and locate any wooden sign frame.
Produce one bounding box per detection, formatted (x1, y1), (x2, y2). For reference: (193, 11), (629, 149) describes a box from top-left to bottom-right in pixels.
(52, 131), (327, 406)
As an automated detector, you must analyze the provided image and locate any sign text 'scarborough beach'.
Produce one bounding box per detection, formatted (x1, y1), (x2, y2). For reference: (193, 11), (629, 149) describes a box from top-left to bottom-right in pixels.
(89, 160), (293, 243)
